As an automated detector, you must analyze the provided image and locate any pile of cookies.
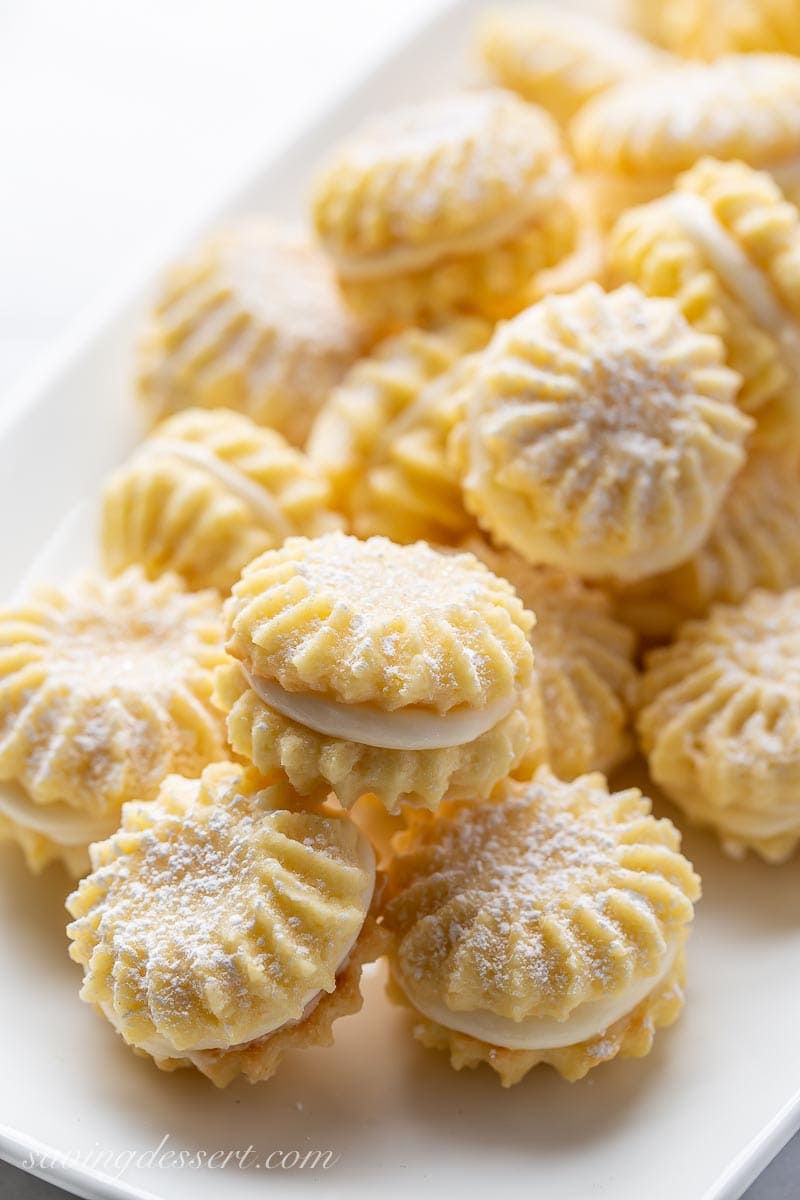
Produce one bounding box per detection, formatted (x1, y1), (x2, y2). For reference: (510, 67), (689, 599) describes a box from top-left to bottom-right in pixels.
(2, 0), (800, 1091)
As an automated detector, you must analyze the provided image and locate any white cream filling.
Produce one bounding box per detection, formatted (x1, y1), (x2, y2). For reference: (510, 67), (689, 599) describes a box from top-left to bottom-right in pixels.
(658, 191), (800, 378)
(104, 828), (376, 1060)
(0, 785), (120, 846)
(243, 666), (515, 751)
(332, 161), (570, 282)
(396, 940), (679, 1051)
(143, 439), (293, 538)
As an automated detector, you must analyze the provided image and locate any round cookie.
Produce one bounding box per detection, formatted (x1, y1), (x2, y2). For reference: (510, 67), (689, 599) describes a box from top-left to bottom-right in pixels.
(638, 588), (800, 863)
(609, 158), (800, 447)
(307, 317), (491, 514)
(613, 450), (800, 637)
(136, 221), (369, 445)
(632, 0), (800, 58)
(348, 354), (481, 545)
(311, 89), (577, 322)
(216, 533), (535, 811)
(102, 408), (341, 595)
(452, 283), (750, 583)
(469, 539), (638, 780)
(0, 569), (228, 875)
(477, 5), (667, 126)
(381, 767), (700, 1085)
(570, 55), (800, 228)
(66, 762), (383, 1086)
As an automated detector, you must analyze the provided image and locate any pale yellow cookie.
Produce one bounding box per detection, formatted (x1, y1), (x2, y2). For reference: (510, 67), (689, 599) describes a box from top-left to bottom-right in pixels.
(452, 283), (750, 583)
(0, 569), (228, 875)
(102, 408), (341, 594)
(477, 5), (667, 126)
(311, 89), (577, 322)
(632, 0), (800, 58)
(67, 763), (382, 1085)
(216, 533), (534, 811)
(382, 768), (700, 1085)
(469, 539), (638, 780)
(609, 159), (800, 447)
(571, 55), (800, 227)
(638, 588), (800, 862)
(613, 450), (800, 637)
(136, 221), (369, 445)
(307, 317), (491, 513)
(349, 354), (481, 545)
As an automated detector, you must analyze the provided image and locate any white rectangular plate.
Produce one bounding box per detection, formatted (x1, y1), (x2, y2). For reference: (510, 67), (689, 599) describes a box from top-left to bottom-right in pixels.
(1, 4), (799, 1199)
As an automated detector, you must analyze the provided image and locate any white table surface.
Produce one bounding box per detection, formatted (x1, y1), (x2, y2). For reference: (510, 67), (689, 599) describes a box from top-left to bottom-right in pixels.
(0, 2), (796, 1197)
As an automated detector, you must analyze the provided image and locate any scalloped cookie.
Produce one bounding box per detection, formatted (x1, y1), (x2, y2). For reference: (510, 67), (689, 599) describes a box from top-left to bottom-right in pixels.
(477, 5), (667, 126)
(382, 768), (700, 1084)
(312, 89), (577, 322)
(216, 533), (535, 811)
(136, 221), (369, 445)
(469, 539), (637, 780)
(632, 0), (800, 58)
(102, 407), (341, 594)
(613, 450), (800, 637)
(638, 588), (800, 862)
(609, 158), (800, 447)
(452, 283), (750, 583)
(0, 569), (228, 875)
(67, 762), (383, 1085)
(571, 55), (800, 227)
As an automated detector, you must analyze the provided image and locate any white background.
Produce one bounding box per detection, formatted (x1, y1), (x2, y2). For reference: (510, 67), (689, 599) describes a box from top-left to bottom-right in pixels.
(0, 2), (796, 1196)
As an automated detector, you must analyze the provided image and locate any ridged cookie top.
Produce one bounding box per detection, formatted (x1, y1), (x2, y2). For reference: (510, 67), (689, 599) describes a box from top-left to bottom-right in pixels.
(136, 221), (368, 444)
(634, 0), (800, 58)
(608, 159), (800, 444)
(0, 569), (228, 817)
(477, 5), (665, 125)
(469, 539), (637, 780)
(456, 283), (750, 582)
(307, 318), (491, 509)
(225, 533), (534, 713)
(312, 89), (568, 264)
(571, 55), (800, 177)
(613, 450), (800, 636)
(67, 763), (375, 1056)
(639, 588), (800, 769)
(382, 768), (700, 1022)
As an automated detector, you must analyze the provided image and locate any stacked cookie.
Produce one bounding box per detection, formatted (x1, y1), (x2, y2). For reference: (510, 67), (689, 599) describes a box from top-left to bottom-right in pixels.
(5, 3), (800, 1096)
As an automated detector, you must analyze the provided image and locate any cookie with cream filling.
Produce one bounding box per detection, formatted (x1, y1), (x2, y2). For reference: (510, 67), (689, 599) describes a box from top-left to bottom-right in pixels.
(0, 568), (228, 875)
(638, 588), (800, 862)
(102, 407), (341, 594)
(67, 763), (383, 1085)
(216, 533), (535, 811)
(381, 768), (700, 1084)
(312, 89), (577, 322)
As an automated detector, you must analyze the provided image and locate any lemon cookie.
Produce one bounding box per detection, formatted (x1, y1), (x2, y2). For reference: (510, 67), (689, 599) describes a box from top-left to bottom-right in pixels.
(453, 283), (750, 584)
(638, 588), (800, 862)
(382, 768), (700, 1085)
(67, 762), (383, 1086)
(102, 408), (341, 594)
(136, 221), (368, 445)
(477, 5), (666, 126)
(216, 533), (534, 811)
(610, 159), (800, 446)
(571, 56), (800, 228)
(469, 539), (637, 780)
(307, 318), (491, 514)
(311, 89), (577, 322)
(0, 569), (228, 875)
(613, 450), (800, 637)
(349, 354), (481, 545)
(632, 0), (800, 58)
